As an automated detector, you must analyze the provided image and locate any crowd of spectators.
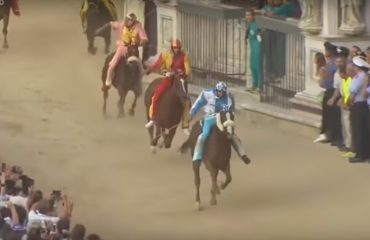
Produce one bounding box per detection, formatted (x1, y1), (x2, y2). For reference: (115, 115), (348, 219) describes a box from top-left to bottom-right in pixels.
(313, 42), (370, 163)
(0, 162), (103, 240)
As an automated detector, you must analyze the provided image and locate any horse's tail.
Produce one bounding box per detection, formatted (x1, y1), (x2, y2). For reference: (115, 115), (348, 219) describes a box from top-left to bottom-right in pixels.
(127, 56), (144, 97)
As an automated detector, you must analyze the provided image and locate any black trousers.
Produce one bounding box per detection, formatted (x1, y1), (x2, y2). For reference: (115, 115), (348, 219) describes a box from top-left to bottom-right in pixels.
(320, 88), (342, 143)
(350, 102), (370, 159)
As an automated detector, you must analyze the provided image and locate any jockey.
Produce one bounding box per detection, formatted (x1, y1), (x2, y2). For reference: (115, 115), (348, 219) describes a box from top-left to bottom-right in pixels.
(145, 39), (191, 134)
(10, 0), (20, 16)
(190, 81), (251, 164)
(97, 12), (148, 89)
(80, 0), (117, 32)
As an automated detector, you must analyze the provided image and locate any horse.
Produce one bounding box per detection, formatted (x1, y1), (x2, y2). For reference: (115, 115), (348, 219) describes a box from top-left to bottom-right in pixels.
(84, 0), (114, 55)
(0, 0), (11, 49)
(101, 47), (144, 118)
(179, 109), (237, 210)
(144, 72), (188, 153)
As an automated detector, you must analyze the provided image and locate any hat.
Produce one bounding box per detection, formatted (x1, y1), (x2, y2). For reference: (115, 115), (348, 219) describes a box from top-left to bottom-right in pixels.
(352, 56), (370, 69)
(336, 46), (350, 58)
(324, 41), (337, 52)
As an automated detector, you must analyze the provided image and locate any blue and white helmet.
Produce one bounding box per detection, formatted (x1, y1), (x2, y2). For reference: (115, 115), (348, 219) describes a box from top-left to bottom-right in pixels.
(215, 81), (227, 94)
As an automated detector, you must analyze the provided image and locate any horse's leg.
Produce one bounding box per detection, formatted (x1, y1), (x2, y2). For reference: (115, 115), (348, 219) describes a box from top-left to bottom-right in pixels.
(104, 33), (111, 54)
(3, 13), (9, 48)
(102, 88), (108, 118)
(209, 166), (219, 206)
(117, 89), (128, 118)
(128, 92), (137, 116)
(150, 126), (161, 153)
(220, 164), (232, 190)
(164, 128), (176, 149)
(193, 160), (202, 211)
(87, 33), (97, 55)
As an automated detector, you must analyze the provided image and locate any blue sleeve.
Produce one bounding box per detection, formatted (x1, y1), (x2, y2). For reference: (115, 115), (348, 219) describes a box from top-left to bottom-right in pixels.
(190, 91), (207, 116)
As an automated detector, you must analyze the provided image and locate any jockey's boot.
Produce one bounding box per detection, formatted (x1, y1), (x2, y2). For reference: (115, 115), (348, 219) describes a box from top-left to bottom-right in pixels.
(192, 136), (205, 161)
(230, 134), (251, 164)
(241, 155), (251, 164)
(145, 119), (155, 128)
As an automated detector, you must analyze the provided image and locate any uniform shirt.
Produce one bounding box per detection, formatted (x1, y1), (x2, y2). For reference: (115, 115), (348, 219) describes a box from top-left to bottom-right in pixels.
(323, 60), (337, 90)
(349, 71), (367, 102)
(190, 88), (232, 119)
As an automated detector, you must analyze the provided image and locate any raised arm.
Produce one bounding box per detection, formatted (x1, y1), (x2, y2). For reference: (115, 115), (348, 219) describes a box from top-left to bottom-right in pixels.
(190, 91), (207, 117)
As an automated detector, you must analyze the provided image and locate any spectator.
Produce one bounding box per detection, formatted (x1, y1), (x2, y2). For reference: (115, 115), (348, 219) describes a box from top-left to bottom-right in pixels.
(86, 233), (102, 240)
(272, 0), (294, 17)
(245, 9), (262, 93)
(330, 46), (354, 156)
(70, 224), (86, 240)
(366, 46), (370, 64)
(350, 45), (362, 59)
(348, 56), (370, 163)
(27, 190), (43, 212)
(314, 41), (341, 145)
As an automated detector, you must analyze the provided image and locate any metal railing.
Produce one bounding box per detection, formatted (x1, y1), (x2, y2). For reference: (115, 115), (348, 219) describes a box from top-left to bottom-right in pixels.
(257, 16), (305, 109)
(178, 2), (247, 89)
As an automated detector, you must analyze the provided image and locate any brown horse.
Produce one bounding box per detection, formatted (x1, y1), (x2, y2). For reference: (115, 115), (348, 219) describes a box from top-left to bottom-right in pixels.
(0, 0), (12, 49)
(101, 49), (143, 118)
(179, 110), (237, 210)
(144, 72), (188, 153)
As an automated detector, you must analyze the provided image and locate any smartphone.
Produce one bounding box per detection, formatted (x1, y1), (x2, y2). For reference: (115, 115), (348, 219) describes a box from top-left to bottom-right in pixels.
(52, 190), (62, 201)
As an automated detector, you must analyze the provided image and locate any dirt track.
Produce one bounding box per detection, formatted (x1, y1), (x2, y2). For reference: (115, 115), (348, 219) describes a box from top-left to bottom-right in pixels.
(1, 1), (370, 240)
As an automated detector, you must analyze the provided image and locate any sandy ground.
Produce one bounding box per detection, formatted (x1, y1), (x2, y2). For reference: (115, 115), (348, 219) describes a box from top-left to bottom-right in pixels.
(1, 1), (370, 240)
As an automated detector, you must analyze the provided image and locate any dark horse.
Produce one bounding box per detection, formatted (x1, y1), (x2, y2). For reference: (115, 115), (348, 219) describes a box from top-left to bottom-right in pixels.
(144, 73), (188, 153)
(180, 109), (237, 210)
(0, 0), (11, 49)
(85, 0), (114, 55)
(101, 49), (143, 118)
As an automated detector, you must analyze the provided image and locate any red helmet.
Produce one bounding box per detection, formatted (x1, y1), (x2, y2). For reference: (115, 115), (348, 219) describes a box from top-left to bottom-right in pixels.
(171, 39), (182, 49)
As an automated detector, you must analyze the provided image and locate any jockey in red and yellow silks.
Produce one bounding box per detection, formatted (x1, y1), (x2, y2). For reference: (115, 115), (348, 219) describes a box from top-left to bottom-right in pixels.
(145, 39), (191, 135)
(99, 13), (148, 89)
(10, 0), (20, 16)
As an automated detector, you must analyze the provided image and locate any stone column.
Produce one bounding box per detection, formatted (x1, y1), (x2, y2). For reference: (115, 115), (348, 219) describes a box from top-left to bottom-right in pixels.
(154, 0), (178, 52)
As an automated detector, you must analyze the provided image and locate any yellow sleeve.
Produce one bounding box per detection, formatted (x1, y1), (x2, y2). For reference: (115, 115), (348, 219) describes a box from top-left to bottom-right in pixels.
(184, 53), (190, 76)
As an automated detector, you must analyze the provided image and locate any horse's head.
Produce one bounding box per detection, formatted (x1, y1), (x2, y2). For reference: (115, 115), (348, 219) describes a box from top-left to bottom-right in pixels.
(216, 109), (235, 139)
(166, 70), (187, 102)
(87, 0), (100, 12)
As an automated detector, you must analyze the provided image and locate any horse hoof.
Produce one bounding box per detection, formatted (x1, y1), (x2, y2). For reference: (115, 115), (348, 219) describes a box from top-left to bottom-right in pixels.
(210, 198), (217, 206)
(104, 48), (110, 55)
(150, 146), (156, 154)
(3, 44), (9, 49)
(117, 112), (125, 118)
(128, 109), (135, 116)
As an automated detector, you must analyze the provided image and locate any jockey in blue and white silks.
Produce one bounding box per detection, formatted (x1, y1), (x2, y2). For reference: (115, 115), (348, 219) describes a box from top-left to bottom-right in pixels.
(190, 82), (233, 162)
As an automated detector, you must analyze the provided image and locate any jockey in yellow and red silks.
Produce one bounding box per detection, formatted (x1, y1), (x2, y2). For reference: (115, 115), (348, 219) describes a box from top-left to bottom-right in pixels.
(96, 13), (148, 90)
(145, 39), (191, 135)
